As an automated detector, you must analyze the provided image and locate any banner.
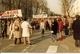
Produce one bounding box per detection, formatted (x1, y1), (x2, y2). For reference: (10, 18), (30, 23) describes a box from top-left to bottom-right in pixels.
(33, 14), (47, 18)
(1, 9), (22, 18)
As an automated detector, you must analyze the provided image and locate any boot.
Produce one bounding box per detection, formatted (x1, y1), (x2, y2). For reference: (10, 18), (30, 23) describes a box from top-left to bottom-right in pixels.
(14, 38), (17, 44)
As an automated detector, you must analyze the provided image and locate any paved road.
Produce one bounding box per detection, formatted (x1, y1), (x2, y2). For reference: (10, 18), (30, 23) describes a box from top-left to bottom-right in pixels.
(0, 30), (80, 53)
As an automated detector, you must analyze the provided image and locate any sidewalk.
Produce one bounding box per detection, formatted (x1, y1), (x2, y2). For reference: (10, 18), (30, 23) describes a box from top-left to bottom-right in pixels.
(57, 36), (80, 52)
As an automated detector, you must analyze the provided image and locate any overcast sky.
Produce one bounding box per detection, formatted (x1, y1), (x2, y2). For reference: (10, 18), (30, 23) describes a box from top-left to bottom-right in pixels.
(47, 0), (62, 14)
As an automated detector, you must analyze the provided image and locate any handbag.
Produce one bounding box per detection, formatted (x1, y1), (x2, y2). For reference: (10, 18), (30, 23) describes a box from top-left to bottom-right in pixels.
(14, 25), (19, 31)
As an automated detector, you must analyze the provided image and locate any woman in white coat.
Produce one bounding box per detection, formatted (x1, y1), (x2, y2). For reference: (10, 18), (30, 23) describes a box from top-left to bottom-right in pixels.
(21, 18), (32, 45)
(9, 20), (14, 40)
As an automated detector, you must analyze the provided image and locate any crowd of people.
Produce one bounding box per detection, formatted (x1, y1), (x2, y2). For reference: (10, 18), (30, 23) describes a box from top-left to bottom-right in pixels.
(0, 15), (79, 48)
(0, 17), (32, 45)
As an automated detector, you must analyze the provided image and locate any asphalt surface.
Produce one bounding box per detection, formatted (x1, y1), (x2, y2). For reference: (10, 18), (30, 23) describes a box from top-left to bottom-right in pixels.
(0, 30), (80, 53)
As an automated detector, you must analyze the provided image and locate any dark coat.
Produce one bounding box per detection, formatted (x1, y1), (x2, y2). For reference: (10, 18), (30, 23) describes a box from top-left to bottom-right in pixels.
(51, 21), (58, 34)
(72, 19), (80, 40)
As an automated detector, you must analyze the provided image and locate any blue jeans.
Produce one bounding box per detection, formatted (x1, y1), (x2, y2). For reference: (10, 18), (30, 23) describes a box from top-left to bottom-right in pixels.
(51, 34), (57, 41)
(64, 26), (69, 36)
(41, 29), (44, 34)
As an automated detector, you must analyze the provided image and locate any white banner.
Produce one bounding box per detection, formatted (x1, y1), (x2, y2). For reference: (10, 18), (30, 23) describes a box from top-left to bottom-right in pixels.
(1, 9), (22, 18)
(33, 14), (47, 18)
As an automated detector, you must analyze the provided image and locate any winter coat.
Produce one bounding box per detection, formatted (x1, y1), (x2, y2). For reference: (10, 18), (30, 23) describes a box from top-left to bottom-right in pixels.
(14, 20), (22, 38)
(21, 21), (32, 37)
(7, 21), (10, 35)
(58, 21), (63, 31)
(51, 21), (58, 34)
(1, 23), (6, 31)
(72, 19), (80, 40)
(9, 23), (14, 31)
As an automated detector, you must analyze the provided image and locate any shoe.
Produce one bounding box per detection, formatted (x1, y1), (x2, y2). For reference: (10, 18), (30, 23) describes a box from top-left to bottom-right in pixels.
(28, 43), (32, 45)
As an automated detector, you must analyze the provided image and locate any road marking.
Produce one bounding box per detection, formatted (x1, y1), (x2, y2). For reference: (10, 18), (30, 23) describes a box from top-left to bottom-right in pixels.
(22, 46), (30, 52)
(28, 45), (37, 52)
(46, 45), (58, 53)
(0, 44), (16, 52)
(22, 45), (36, 52)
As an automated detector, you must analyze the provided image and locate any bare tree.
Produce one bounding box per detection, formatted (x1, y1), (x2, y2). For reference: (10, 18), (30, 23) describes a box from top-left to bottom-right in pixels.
(0, 0), (48, 18)
(37, 0), (47, 14)
(60, 0), (73, 17)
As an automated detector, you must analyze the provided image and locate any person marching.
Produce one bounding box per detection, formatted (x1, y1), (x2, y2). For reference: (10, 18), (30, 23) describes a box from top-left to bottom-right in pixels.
(72, 15), (80, 48)
(63, 16), (69, 37)
(1, 20), (6, 39)
(51, 18), (58, 42)
(14, 17), (22, 44)
(40, 20), (45, 38)
(21, 18), (32, 45)
(58, 18), (64, 41)
(8, 20), (14, 40)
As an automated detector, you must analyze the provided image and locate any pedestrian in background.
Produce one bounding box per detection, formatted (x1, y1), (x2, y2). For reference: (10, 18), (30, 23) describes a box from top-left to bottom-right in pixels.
(40, 20), (45, 38)
(7, 20), (10, 38)
(29, 19), (33, 36)
(0, 20), (2, 38)
(14, 17), (22, 44)
(21, 18), (32, 45)
(46, 20), (50, 30)
(63, 16), (69, 37)
(9, 20), (14, 40)
(1, 20), (6, 39)
(51, 18), (58, 42)
(48, 18), (52, 30)
(57, 18), (64, 41)
(72, 15), (80, 47)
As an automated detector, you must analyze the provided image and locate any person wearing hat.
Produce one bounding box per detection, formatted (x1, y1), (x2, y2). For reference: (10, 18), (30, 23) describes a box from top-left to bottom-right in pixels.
(72, 15), (80, 47)
(13, 17), (22, 44)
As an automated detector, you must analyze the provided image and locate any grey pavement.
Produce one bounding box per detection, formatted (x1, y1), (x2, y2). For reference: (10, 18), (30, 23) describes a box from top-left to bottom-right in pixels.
(0, 30), (80, 53)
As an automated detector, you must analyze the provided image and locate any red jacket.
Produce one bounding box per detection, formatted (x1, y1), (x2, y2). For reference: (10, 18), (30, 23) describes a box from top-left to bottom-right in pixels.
(58, 21), (63, 31)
